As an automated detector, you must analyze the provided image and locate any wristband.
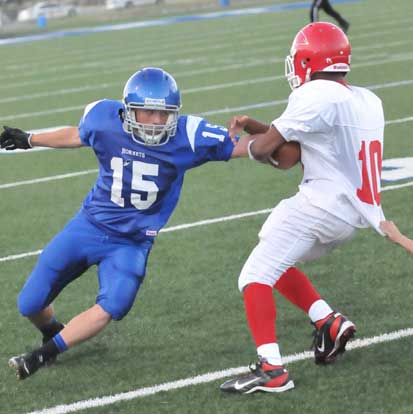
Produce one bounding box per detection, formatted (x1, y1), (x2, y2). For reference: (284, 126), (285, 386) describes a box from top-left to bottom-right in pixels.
(27, 133), (33, 148)
(247, 139), (256, 160)
(268, 156), (279, 167)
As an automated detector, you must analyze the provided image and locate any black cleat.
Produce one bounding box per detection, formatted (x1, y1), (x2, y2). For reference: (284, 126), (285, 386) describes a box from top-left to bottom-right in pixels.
(220, 357), (294, 394)
(8, 352), (45, 380)
(312, 312), (356, 364)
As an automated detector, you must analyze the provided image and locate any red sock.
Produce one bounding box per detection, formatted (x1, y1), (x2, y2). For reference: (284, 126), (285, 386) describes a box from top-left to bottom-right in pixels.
(274, 267), (321, 313)
(243, 283), (277, 347)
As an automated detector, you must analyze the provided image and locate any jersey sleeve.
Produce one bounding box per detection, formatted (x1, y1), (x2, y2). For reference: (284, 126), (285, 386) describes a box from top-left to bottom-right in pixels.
(78, 100), (103, 147)
(184, 115), (235, 167)
(272, 88), (335, 143)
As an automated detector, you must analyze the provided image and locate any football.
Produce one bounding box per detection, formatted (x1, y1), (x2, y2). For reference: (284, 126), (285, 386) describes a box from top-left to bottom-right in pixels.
(268, 141), (301, 170)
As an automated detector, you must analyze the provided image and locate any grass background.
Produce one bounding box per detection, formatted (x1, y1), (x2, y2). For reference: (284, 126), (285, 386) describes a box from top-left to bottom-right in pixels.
(0, 0), (412, 413)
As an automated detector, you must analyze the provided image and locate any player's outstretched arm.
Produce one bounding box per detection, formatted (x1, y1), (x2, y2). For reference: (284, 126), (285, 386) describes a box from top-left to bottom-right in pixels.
(0, 126), (33, 150)
(0, 126), (83, 150)
(228, 115), (269, 143)
(230, 135), (255, 158)
(31, 127), (83, 148)
(380, 220), (413, 255)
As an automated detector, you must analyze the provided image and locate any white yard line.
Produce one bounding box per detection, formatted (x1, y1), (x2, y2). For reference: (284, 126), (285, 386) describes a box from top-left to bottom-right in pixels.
(2, 72), (413, 122)
(6, 13), (413, 72)
(0, 170), (98, 190)
(161, 208), (273, 233)
(0, 29), (410, 92)
(0, 75), (283, 105)
(1, 44), (413, 104)
(1, 250), (43, 262)
(0, 209), (273, 263)
(3, 12), (411, 70)
(385, 116), (413, 125)
(1, 20), (412, 83)
(381, 181), (413, 191)
(25, 327), (413, 414)
(0, 109), (412, 262)
(1, 178), (412, 264)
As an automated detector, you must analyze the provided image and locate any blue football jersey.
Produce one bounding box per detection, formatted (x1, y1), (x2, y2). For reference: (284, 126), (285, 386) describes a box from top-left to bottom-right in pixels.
(78, 99), (234, 240)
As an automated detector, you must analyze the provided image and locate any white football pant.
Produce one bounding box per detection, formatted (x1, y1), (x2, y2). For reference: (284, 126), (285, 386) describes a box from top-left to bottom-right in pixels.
(238, 192), (358, 292)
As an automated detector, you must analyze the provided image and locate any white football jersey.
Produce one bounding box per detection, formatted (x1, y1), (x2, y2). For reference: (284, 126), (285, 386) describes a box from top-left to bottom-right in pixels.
(272, 79), (385, 233)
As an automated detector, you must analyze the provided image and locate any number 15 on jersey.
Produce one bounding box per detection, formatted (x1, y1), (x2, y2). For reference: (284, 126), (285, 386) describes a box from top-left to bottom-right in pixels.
(111, 157), (159, 210)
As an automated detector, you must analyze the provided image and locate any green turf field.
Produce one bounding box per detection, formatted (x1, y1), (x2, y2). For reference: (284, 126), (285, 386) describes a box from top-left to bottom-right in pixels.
(0, 0), (413, 413)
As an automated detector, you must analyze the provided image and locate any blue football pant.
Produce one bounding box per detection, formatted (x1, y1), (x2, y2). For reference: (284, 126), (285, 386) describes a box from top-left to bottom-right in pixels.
(18, 211), (153, 320)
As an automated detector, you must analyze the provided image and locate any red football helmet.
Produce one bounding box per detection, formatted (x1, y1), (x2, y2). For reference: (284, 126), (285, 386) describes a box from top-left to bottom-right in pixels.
(285, 22), (351, 90)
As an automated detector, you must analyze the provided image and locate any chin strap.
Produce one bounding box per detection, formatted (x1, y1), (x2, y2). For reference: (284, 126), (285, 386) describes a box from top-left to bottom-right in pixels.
(305, 68), (312, 83)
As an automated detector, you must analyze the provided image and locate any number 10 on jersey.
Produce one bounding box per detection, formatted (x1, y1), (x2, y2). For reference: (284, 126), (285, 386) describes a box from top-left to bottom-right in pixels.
(357, 140), (382, 206)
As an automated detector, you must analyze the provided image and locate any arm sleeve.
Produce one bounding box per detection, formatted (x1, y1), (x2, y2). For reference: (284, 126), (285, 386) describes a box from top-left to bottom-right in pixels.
(185, 115), (235, 167)
(272, 91), (334, 143)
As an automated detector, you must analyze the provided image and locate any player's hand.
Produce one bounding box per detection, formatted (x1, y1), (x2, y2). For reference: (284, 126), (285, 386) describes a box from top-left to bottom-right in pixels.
(379, 220), (402, 242)
(0, 125), (32, 150)
(228, 115), (249, 144)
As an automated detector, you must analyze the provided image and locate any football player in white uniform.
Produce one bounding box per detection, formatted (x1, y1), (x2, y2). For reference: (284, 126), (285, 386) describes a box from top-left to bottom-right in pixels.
(220, 22), (386, 394)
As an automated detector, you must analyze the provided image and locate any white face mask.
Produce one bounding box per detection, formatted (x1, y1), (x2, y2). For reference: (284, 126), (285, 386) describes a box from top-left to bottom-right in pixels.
(285, 54), (302, 90)
(123, 104), (179, 146)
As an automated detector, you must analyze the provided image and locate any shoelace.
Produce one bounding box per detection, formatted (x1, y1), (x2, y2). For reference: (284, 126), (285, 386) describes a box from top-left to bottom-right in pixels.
(248, 360), (261, 373)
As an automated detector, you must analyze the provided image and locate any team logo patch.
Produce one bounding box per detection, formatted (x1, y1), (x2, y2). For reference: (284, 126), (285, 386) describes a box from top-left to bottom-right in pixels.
(144, 98), (166, 108)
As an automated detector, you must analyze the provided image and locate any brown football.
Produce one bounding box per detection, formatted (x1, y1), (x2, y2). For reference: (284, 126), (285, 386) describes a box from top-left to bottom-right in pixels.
(268, 141), (301, 170)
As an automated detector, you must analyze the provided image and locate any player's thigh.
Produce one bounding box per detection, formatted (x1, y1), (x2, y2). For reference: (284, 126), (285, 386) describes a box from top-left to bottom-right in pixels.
(238, 195), (318, 290)
(238, 233), (318, 291)
(298, 230), (355, 262)
(17, 214), (95, 316)
(259, 193), (356, 245)
(96, 242), (152, 320)
(238, 194), (355, 290)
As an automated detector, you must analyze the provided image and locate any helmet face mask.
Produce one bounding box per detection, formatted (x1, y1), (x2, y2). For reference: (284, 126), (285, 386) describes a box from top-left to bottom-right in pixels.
(123, 68), (181, 146)
(285, 22), (351, 90)
(285, 52), (308, 90)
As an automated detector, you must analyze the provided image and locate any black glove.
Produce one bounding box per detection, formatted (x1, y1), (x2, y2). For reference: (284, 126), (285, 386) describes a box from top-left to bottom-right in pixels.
(0, 125), (32, 150)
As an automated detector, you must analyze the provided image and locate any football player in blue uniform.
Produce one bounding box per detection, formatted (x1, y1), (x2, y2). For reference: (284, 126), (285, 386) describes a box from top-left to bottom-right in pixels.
(0, 67), (251, 380)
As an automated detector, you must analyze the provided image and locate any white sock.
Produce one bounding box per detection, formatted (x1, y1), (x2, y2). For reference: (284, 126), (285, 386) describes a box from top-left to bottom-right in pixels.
(257, 343), (283, 366)
(308, 299), (333, 323)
